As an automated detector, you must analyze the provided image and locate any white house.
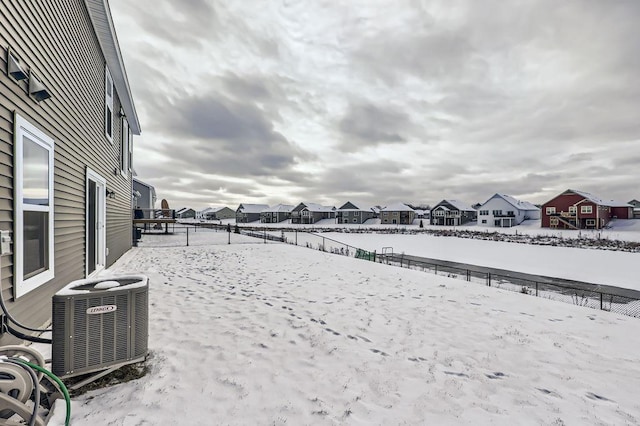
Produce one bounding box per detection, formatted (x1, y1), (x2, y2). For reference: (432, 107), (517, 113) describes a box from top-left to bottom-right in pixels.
(477, 193), (540, 227)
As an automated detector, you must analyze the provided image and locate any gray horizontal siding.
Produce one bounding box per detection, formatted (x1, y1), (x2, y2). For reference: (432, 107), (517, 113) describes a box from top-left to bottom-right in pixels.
(0, 0), (135, 344)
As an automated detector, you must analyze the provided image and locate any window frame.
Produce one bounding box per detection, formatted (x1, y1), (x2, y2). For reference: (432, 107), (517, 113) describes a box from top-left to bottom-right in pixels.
(581, 205), (593, 214)
(14, 114), (55, 298)
(120, 115), (130, 176)
(546, 206), (556, 215)
(105, 65), (114, 143)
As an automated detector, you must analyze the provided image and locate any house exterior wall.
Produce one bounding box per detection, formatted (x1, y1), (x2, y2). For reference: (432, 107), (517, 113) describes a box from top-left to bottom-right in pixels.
(338, 210), (374, 224)
(133, 180), (154, 210)
(260, 211), (290, 223)
(611, 206), (632, 220)
(381, 210), (415, 225)
(0, 1), (134, 343)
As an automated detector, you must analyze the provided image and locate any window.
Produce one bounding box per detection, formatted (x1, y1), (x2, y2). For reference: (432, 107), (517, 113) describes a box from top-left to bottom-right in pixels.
(479, 210), (488, 216)
(550, 217), (559, 225)
(105, 65), (114, 142)
(581, 205), (593, 214)
(15, 114), (55, 297)
(492, 210), (503, 216)
(586, 219), (596, 226)
(546, 207), (556, 215)
(120, 116), (131, 175)
(507, 211), (514, 216)
(568, 206), (577, 214)
(481, 220), (487, 224)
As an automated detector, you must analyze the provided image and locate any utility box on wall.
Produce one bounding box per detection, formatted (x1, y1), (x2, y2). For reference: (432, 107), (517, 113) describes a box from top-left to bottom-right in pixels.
(51, 275), (149, 378)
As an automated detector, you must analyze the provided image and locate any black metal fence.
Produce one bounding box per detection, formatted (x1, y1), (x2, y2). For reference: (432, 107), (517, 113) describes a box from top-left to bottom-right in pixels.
(378, 253), (640, 318)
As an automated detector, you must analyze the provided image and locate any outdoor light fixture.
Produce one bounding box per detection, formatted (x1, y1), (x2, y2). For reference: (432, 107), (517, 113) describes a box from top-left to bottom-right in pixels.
(106, 188), (116, 199)
(7, 50), (27, 81)
(28, 72), (52, 102)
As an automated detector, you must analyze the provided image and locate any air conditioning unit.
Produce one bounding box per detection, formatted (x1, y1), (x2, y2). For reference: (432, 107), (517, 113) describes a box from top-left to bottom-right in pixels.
(51, 275), (149, 378)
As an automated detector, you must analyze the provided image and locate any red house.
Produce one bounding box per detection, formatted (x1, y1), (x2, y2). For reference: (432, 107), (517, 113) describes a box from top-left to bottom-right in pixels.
(541, 189), (633, 230)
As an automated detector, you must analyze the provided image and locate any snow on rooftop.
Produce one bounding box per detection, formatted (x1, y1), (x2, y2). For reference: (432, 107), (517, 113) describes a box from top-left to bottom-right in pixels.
(262, 204), (294, 213)
(486, 194), (539, 211)
(239, 203), (270, 213)
(381, 202), (414, 211)
(443, 199), (475, 211)
(568, 189), (632, 208)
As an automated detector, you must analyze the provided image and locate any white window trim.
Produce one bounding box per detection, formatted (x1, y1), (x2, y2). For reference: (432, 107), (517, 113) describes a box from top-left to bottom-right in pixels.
(581, 205), (593, 214)
(120, 115), (129, 177)
(14, 114), (55, 298)
(546, 206), (556, 215)
(105, 65), (114, 143)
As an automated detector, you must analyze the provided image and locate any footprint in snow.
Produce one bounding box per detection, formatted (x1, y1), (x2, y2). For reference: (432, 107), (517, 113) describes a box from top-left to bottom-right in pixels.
(485, 372), (507, 379)
(586, 392), (613, 402)
(370, 349), (388, 356)
(444, 371), (469, 378)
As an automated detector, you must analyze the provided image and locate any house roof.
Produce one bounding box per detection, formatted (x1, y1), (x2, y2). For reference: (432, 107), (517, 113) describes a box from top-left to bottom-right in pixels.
(381, 203), (414, 212)
(263, 204), (294, 213)
(303, 203), (335, 212)
(85, 0), (141, 134)
(483, 194), (539, 211)
(238, 204), (270, 213)
(439, 200), (475, 211)
(565, 189), (632, 208)
(338, 201), (374, 212)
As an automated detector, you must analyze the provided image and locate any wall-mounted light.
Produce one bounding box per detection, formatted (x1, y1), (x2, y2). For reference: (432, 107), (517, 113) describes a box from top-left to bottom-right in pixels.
(106, 188), (116, 199)
(7, 49), (27, 81)
(28, 72), (52, 102)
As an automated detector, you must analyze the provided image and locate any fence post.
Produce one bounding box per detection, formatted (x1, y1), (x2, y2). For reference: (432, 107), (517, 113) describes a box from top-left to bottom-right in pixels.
(295, 231), (297, 246)
(487, 273), (491, 287)
(466, 270), (470, 281)
(186, 226), (189, 247)
(322, 237), (325, 251)
(600, 292), (603, 310)
(264, 229), (267, 244)
(434, 264), (437, 275)
(535, 282), (538, 296)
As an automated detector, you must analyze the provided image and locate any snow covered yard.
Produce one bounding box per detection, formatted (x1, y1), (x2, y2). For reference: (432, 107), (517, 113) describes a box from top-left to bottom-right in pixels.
(57, 237), (640, 425)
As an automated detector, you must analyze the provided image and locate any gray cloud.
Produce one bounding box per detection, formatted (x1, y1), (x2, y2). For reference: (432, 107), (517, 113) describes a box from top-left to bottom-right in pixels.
(109, 0), (640, 209)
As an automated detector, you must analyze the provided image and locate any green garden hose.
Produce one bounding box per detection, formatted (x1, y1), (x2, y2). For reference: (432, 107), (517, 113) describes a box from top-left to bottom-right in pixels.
(11, 359), (71, 426)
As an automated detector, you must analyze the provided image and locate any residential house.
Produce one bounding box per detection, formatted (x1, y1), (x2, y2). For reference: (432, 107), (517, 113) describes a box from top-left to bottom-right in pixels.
(290, 203), (336, 224)
(236, 204), (270, 223)
(0, 1), (140, 344)
(196, 207), (214, 220)
(205, 206), (235, 221)
(260, 204), (294, 223)
(477, 194), (540, 227)
(541, 189), (633, 229)
(628, 200), (640, 219)
(336, 202), (376, 224)
(196, 206), (235, 220)
(175, 208), (196, 219)
(380, 203), (415, 225)
(133, 178), (156, 218)
(430, 200), (477, 226)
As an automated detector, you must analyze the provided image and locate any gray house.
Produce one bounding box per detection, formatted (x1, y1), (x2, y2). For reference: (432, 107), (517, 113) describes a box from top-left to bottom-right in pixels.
(336, 202), (376, 224)
(380, 203), (415, 225)
(176, 208), (196, 219)
(236, 204), (269, 223)
(0, 1), (140, 344)
(291, 202), (336, 224)
(261, 204), (294, 223)
(204, 206), (235, 220)
(133, 177), (156, 218)
(431, 200), (477, 226)
(628, 199), (640, 218)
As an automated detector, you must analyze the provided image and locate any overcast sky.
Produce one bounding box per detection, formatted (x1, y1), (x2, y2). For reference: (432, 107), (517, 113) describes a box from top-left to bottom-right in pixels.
(109, 0), (639, 210)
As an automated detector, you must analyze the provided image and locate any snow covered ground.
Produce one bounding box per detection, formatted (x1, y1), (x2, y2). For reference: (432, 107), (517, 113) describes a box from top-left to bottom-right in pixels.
(312, 233), (640, 291)
(50, 232), (640, 425)
(186, 218), (640, 243)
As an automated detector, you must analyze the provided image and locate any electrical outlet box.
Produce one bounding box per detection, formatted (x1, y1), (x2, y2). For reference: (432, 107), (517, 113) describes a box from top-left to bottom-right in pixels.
(0, 230), (11, 255)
